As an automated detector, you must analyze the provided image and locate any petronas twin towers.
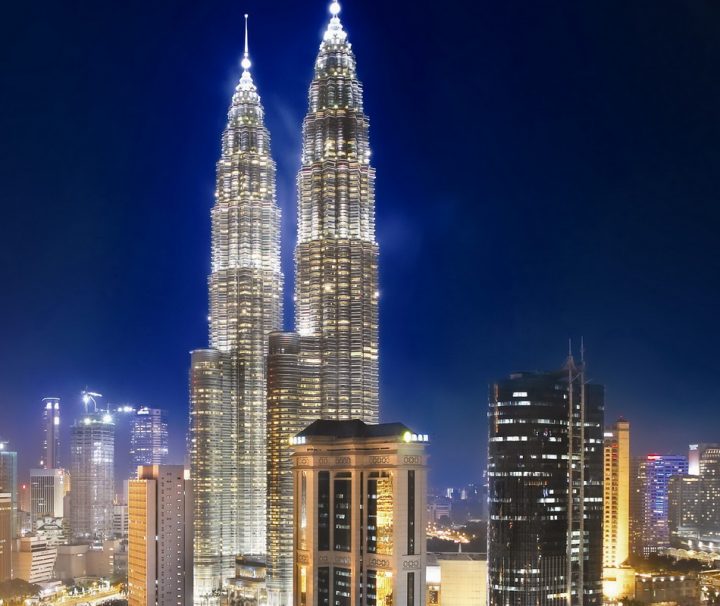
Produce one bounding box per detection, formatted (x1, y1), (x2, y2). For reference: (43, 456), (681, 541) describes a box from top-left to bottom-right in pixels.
(189, 2), (378, 603)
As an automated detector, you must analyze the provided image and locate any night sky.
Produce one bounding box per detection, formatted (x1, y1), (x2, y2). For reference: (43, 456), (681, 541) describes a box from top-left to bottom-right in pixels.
(1, 1), (719, 487)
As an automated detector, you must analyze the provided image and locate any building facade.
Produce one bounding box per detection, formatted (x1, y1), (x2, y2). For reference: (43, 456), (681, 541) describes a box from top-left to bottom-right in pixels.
(487, 364), (604, 606)
(635, 455), (688, 555)
(603, 419), (630, 569)
(266, 332), (323, 606)
(16, 535), (57, 584)
(0, 494), (11, 582)
(189, 17), (283, 597)
(292, 420), (428, 606)
(668, 446), (720, 552)
(189, 349), (238, 598)
(30, 468), (66, 524)
(130, 407), (169, 469)
(426, 553), (487, 606)
(0, 443), (18, 546)
(295, 0), (379, 424)
(128, 465), (193, 606)
(69, 412), (115, 540)
(41, 398), (61, 469)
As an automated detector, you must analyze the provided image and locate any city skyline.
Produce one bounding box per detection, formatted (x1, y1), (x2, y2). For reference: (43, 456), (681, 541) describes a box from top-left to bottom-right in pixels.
(1, 1), (720, 488)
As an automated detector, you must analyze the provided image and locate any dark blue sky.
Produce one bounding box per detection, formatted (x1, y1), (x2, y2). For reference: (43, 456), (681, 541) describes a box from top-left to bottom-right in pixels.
(1, 1), (719, 487)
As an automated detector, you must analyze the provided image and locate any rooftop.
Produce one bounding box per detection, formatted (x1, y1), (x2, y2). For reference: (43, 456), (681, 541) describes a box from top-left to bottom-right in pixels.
(297, 419), (413, 440)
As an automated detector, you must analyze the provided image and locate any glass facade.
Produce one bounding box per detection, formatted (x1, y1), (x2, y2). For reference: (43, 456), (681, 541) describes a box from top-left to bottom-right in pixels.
(488, 368), (604, 606)
(130, 407), (168, 469)
(41, 398), (61, 469)
(69, 413), (115, 540)
(333, 474), (352, 552)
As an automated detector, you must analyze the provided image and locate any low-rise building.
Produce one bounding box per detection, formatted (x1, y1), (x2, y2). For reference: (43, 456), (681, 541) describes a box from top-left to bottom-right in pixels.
(426, 553), (486, 605)
(635, 572), (699, 605)
(16, 535), (57, 583)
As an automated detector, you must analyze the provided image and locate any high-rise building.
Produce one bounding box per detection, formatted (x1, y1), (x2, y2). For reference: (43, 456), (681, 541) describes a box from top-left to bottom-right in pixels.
(267, 332), (303, 606)
(0, 494), (12, 582)
(130, 407), (169, 469)
(189, 16), (283, 593)
(295, 0), (379, 424)
(688, 443), (720, 477)
(30, 468), (66, 524)
(41, 397), (61, 469)
(128, 465), (193, 606)
(603, 419), (630, 569)
(0, 442), (18, 543)
(266, 332), (322, 606)
(69, 412), (115, 540)
(292, 420), (428, 606)
(488, 363), (604, 606)
(189, 349), (238, 598)
(634, 455), (688, 555)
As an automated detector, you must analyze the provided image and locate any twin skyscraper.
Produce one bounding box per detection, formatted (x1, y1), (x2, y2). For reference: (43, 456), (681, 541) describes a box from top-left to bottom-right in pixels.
(188, 2), (379, 604)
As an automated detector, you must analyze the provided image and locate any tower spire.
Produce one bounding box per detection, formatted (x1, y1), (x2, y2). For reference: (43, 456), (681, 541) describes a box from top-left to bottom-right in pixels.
(242, 14), (251, 72)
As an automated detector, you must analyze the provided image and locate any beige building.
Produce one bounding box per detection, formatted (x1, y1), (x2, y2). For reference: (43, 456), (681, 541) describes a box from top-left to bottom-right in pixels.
(30, 468), (66, 524)
(16, 535), (57, 584)
(292, 420), (428, 606)
(0, 493), (11, 582)
(128, 465), (193, 606)
(426, 553), (486, 606)
(604, 418), (630, 596)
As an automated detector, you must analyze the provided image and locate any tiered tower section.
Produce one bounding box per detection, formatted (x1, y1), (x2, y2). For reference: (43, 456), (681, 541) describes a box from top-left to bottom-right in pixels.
(191, 17), (282, 600)
(208, 18), (283, 557)
(295, 1), (379, 423)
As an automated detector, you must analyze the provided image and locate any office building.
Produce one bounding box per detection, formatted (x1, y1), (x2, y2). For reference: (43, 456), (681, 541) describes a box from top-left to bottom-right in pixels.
(30, 468), (66, 524)
(130, 407), (169, 469)
(113, 503), (129, 538)
(0, 442), (18, 542)
(189, 16), (283, 595)
(295, 0), (380, 424)
(0, 494), (11, 582)
(292, 420), (428, 606)
(16, 535), (57, 584)
(668, 446), (720, 552)
(266, 331), (322, 606)
(189, 349), (238, 597)
(603, 418), (631, 598)
(635, 455), (688, 555)
(426, 553), (487, 606)
(488, 362), (604, 606)
(128, 465), (193, 606)
(69, 412), (115, 540)
(41, 397), (61, 469)
(688, 443), (720, 477)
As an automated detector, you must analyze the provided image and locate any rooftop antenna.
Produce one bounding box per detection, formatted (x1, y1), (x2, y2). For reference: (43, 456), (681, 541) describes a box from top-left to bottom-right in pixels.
(241, 14), (251, 71)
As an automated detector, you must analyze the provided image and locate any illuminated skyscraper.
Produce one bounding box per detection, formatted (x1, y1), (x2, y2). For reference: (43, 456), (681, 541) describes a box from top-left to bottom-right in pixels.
(603, 419), (630, 569)
(190, 15), (282, 596)
(130, 407), (169, 469)
(0, 442), (18, 543)
(635, 454), (687, 555)
(488, 363), (604, 606)
(69, 412), (115, 540)
(189, 349), (238, 598)
(41, 397), (61, 469)
(128, 466), (193, 606)
(266, 332), (322, 606)
(0, 494), (11, 582)
(295, 0), (379, 423)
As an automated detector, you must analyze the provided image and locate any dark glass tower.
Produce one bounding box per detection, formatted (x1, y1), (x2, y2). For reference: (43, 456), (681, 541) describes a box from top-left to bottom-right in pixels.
(488, 362), (604, 606)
